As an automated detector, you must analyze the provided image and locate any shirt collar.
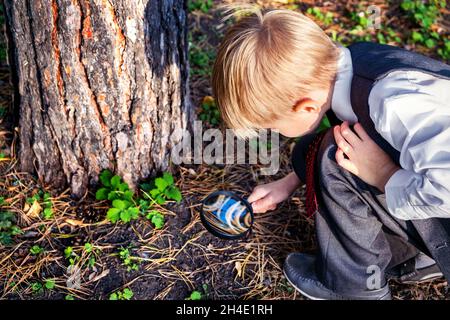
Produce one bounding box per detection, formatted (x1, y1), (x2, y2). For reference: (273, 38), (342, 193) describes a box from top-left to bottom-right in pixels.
(330, 46), (358, 123)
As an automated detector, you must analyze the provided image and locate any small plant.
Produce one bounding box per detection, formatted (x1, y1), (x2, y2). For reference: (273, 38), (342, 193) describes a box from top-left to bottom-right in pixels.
(26, 190), (54, 220)
(186, 284), (208, 300)
(0, 211), (22, 245)
(141, 172), (182, 205)
(400, 0), (449, 60)
(42, 193), (53, 219)
(188, 34), (216, 77)
(437, 39), (450, 60)
(64, 243), (97, 268)
(96, 170), (134, 202)
(109, 288), (134, 300)
(187, 290), (202, 300)
(96, 170), (139, 224)
(106, 199), (140, 223)
(307, 7), (333, 26)
(30, 245), (44, 255)
(146, 210), (165, 230)
(30, 282), (43, 294)
(44, 279), (55, 290)
(400, 0), (444, 29)
(118, 247), (139, 272)
(96, 170), (179, 228)
(30, 279), (55, 295)
(64, 246), (79, 265)
(84, 242), (97, 268)
(199, 96), (221, 126)
(188, 0), (213, 14)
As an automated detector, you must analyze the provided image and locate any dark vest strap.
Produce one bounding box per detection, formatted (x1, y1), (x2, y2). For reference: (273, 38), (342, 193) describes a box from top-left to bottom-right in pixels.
(350, 75), (401, 164)
(325, 109), (341, 127)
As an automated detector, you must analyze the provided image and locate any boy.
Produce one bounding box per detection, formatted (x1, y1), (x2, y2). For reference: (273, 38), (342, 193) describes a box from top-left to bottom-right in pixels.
(212, 7), (450, 300)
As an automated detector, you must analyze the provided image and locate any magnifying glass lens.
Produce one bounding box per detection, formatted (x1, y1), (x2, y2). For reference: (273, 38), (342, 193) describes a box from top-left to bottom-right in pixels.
(201, 191), (253, 239)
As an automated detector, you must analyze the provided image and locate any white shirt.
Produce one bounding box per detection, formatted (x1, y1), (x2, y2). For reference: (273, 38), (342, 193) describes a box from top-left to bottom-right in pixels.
(331, 46), (450, 220)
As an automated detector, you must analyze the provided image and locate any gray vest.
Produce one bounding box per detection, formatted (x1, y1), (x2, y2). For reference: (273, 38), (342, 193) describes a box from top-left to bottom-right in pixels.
(328, 42), (450, 280)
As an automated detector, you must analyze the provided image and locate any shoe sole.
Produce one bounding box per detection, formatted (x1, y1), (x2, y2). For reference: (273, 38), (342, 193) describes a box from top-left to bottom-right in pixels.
(282, 269), (324, 300)
(393, 272), (444, 285)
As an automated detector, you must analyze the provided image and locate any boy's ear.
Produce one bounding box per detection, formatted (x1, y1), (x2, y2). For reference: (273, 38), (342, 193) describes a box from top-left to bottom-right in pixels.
(292, 98), (320, 114)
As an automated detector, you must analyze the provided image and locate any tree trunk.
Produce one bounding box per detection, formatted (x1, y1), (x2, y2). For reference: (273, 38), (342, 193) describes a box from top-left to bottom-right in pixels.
(3, 0), (192, 197)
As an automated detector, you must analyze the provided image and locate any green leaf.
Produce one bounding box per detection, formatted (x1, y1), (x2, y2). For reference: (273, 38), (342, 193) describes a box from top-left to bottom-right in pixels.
(110, 175), (121, 188)
(165, 186), (182, 203)
(99, 170), (113, 187)
(65, 294), (75, 300)
(0, 232), (12, 245)
(139, 200), (150, 213)
(84, 243), (93, 253)
(107, 191), (120, 201)
(155, 195), (165, 205)
(155, 177), (169, 191)
(140, 182), (155, 192)
(96, 188), (110, 200)
(150, 189), (161, 198)
(118, 182), (130, 192)
(30, 245), (44, 255)
(411, 31), (423, 43)
(107, 208), (121, 223)
(120, 209), (132, 223)
(45, 279), (55, 290)
(424, 38), (436, 49)
(0, 220), (12, 229)
(43, 208), (53, 220)
(162, 172), (174, 185)
(88, 256), (96, 267)
(112, 199), (127, 210)
(109, 292), (118, 300)
(123, 190), (134, 201)
(127, 207), (139, 220)
(10, 226), (22, 236)
(151, 213), (164, 229)
(189, 291), (202, 300)
(64, 247), (73, 259)
(122, 288), (134, 300)
(31, 282), (43, 293)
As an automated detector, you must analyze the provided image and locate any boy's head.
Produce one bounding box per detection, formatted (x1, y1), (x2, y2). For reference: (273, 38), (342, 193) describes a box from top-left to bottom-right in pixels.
(212, 6), (339, 138)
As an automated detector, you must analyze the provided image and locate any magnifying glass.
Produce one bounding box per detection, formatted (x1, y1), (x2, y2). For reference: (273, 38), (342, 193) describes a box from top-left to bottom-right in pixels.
(200, 190), (254, 240)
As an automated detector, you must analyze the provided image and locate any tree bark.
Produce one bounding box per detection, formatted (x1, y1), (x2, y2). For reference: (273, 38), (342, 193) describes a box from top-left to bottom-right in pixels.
(3, 0), (192, 197)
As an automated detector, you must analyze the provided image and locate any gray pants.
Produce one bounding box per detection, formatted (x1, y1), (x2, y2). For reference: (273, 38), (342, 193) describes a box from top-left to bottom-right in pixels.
(292, 129), (430, 293)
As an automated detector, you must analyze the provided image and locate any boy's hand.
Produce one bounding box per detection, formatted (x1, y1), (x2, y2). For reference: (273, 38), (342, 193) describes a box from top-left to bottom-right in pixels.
(248, 172), (301, 213)
(333, 121), (400, 192)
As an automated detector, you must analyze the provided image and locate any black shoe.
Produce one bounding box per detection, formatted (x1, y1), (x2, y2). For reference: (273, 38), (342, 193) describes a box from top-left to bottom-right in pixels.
(387, 256), (444, 285)
(283, 253), (392, 300)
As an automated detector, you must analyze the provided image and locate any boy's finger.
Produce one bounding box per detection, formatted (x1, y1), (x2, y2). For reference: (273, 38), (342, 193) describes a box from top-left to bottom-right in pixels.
(252, 196), (274, 213)
(248, 187), (268, 203)
(340, 121), (361, 146)
(353, 123), (370, 141)
(333, 126), (354, 155)
(335, 148), (358, 175)
(251, 200), (267, 213)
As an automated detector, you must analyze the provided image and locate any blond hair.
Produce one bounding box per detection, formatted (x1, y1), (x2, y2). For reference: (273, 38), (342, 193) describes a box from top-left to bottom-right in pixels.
(212, 4), (339, 138)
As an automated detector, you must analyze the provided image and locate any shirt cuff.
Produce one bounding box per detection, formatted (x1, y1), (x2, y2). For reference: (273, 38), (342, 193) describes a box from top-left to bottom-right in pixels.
(384, 168), (423, 220)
